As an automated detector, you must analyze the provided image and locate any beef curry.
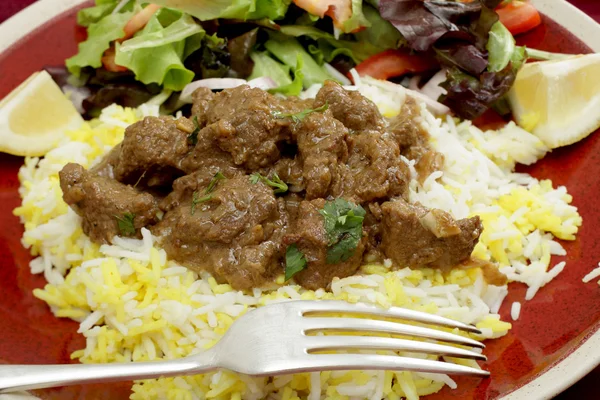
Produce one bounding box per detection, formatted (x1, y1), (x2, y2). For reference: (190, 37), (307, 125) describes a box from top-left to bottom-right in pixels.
(59, 81), (488, 291)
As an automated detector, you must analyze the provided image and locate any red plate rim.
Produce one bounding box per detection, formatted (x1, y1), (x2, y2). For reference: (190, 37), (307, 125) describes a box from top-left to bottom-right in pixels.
(0, 1), (599, 399)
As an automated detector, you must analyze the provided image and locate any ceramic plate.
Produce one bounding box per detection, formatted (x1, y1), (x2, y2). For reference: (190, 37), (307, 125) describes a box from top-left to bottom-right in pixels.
(0, 1), (599, 399)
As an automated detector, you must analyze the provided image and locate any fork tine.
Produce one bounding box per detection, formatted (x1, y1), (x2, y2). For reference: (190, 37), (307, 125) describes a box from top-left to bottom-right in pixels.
(306, 336), (486, 361)
(302, 353), (489, 377)
(298, 300), (482, 334)
(302, 318), (484, 349)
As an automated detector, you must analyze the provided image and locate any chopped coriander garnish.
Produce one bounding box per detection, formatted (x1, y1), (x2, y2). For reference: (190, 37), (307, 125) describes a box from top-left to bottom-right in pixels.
(191, 171), (226, 215)
(285, 244), (307, 281)
(249, 172), (288, 194)
(272, 101), (329, 126)
(115, 212), (136, 236)
(206, 171), (225, 194)
(191, 192), (212, 215)
(187, 116), (200, 145)
(318, 199), (366, 264)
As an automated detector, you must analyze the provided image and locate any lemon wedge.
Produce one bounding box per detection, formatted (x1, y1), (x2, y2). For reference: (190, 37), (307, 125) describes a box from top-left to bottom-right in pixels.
(0, 70), (83, 156)
(508, 53), (600, 149)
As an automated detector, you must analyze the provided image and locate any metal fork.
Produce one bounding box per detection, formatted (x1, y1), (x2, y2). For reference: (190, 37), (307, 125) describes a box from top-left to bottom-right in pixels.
(0, 300), (489, 393)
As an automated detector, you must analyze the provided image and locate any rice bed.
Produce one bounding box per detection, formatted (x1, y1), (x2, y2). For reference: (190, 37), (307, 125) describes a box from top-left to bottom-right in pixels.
(14, 81), (582, 400)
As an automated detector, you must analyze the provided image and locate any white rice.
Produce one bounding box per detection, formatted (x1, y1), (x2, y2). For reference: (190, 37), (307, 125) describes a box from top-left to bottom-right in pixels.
(583, 263), (600, 283)
(511, 302), (522, 321)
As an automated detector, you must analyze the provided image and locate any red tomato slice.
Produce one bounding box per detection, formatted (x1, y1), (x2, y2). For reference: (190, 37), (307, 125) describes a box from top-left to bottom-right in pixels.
(354, 49), (437, 81)
(101, 46), (128, 73)
(497, 1), (542, 36)
(121, 4), (162, 42)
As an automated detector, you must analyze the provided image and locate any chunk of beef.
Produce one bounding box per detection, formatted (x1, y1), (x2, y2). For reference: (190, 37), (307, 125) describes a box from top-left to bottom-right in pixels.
(91, 143), (121, 178)
(314, 80), (385, 132)
(388, 98), (429, 152)
(59, 163), (160, 244)
(414, 149), (445, 185)
(154, 175), (287, 290)
(114, 116), (192, 187)
(191, 87), (215, 128)
(340, 131), (411, 203)
(211, 111), (285, 170)
(295, 111), (349, 199)
(283, 199), (366, 290)
(190, 86), (299, 171)
(388, 98), (445, 183)
(271, 157), (305, 194)
(160, 167), (243, 212)
(362, 202), (385, 263)
(180, 119), (242, 175)
(279, 96), (314, 114)
(380, 200), (482, 269)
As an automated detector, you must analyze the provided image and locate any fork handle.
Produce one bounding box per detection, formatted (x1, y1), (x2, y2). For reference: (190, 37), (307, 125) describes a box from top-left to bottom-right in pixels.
(0, 357), (215, 393)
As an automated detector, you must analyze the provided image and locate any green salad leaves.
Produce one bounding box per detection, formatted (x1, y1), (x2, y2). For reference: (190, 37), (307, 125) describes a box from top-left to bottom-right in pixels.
(487, 21), (526, 73)
(66, 10), (133, 76)
(150, 0), (292, 22)
(115, 11), (207, 91)
(77, 0), (122, 27)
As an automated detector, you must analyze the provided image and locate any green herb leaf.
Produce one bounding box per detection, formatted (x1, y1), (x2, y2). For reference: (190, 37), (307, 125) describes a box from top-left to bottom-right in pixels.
(191, 171), (225, 214)
(191, 191), (212, 215)
(318, 199), (366, 264)
(206, 171), (225, 194)
(285, 244), (307, 281)
(249, 172), (288, 194)
(272, 102), (329, 126)
(115, 212), (136, 236)
(187, 116), (200, 145)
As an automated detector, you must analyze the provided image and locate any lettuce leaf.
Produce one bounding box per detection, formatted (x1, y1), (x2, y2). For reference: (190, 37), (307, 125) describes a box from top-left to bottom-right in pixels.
(270, 54), (304, 96)
(342, 0), (371, 33)
(119, 14), (204, 52)
(264, 36), (333, 88)
(77, 1), (117, 27)
(248, 52), (292, 87)
(66, 10), (133, 76)
(149, 0), (292, 21)
(279, 25), (382, 64)
(114, 15), (198, 91)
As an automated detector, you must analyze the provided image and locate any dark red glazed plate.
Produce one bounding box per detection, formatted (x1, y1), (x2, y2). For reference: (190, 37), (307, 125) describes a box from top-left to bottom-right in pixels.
(0, 1), (599, 399)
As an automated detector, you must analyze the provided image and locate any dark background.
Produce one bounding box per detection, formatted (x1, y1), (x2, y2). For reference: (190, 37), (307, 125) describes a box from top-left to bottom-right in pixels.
(0, 0), (599, 399)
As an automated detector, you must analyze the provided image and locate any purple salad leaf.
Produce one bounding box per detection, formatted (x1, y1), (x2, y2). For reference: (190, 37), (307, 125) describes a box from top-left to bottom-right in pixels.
(439, 64), (516, 120)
